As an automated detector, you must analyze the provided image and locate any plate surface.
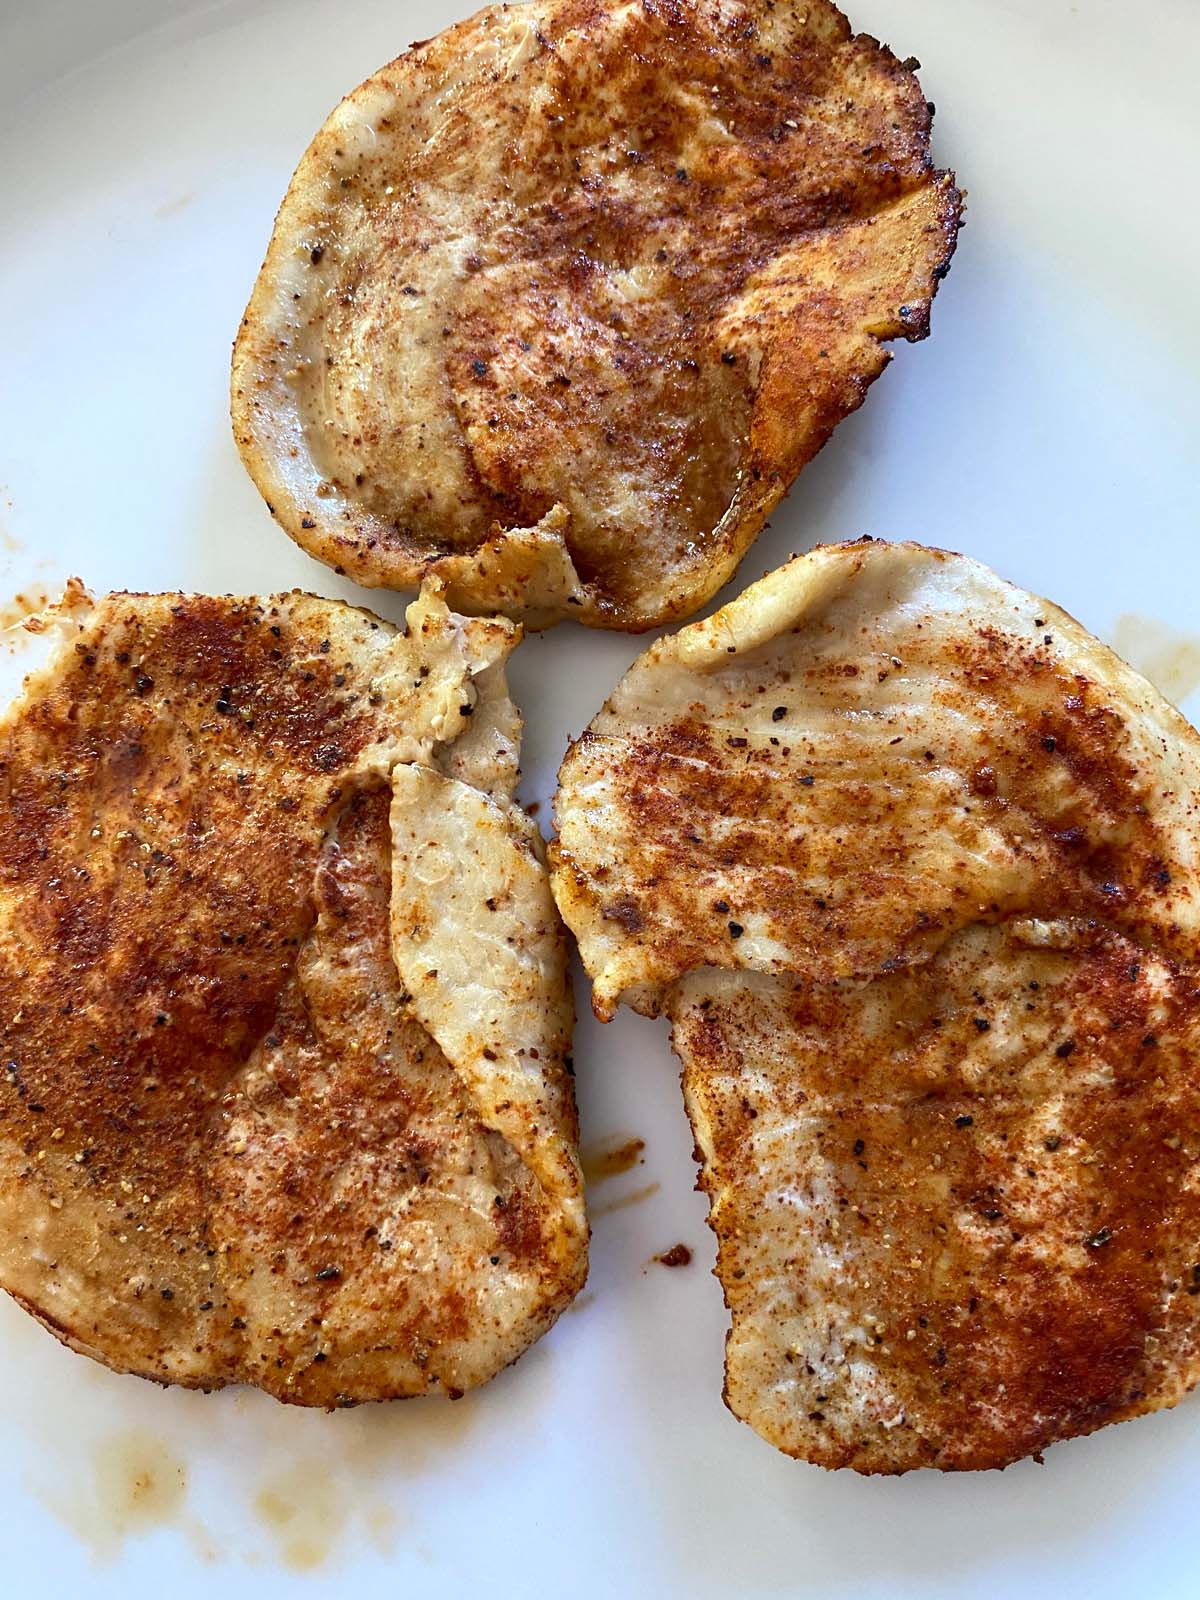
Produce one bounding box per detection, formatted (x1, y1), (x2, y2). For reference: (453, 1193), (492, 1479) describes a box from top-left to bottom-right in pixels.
(0, 1), (1197, 1595)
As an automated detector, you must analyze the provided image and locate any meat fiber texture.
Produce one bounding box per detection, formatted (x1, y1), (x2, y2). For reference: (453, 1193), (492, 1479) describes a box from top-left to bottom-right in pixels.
(0, 579), (585, 1404)
(554, 539), (1200, 1470)
(233, 0), (959, 630)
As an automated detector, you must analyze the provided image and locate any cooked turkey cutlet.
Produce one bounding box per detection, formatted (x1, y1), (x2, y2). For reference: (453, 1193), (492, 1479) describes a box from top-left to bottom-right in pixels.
(0, 581), (585, 1404)
(552, 540), (1200, 1471)
(232, 0), (959, 630)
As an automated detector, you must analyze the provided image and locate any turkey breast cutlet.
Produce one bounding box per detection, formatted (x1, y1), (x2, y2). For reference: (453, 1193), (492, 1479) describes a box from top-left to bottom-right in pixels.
(552, 539), (1200, 1471)
(0, 580), (585, 1404)
(231, 0), (959, 630)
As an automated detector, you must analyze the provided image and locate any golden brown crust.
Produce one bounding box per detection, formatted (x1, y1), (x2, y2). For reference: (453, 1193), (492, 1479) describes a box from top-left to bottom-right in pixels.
(552, 540), (1200, 1469)
(675, 933), (1200, 1472)
(231, 0), (960, 630)
(0, 584), (585, 1402)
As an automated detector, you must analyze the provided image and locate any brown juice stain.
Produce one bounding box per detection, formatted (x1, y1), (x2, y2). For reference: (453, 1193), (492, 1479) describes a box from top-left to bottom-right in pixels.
(155, 190), (196, 219)
(42, 1428), (189, 1562)
(581, 1135), (645, 1184)
(365, 1501), (400, 1555)
(591, 1181), (661, 1218)
(1109, 614), (1200, 706)
(244, 1398), (474, 1568)
(253, 1459), (349, 1571)
(34, 1381), (476, 1569)
(335, 1385), (479, 1474)
(184, 1515), (221, 1564)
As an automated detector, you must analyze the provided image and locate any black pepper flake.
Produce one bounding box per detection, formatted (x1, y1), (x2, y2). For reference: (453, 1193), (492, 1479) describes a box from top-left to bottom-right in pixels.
(799, 774), (814, 787)
(714, 900), (729, 914)
(160, 1287), (174, 1300)
(675, 166), (688, 181)
(471, 358), (487, 377)
(728, 921), (744, 939)
(1044, 1135), (1061, 1151)
(300, 516), (316, 529)
(1085, 1227), (1112, 1250)
(310, 245), (324, 264)
(772, 706), (787, 721)
(973, 1017), (990, 1033)
(852, 1138), (865, 1156)
(721, 351), (737, 365)
(315, 1265), (342, 1282)
(1042, 736), (1057, 752)
(955, 1114), (974, 1129)
(1055, 1039), (1076, 1058)
(1157, 867), (1171, 886)
(1142, 1033), (1158, 1049)
(490, 1255), (500, 1265)
(727, 736), (748, 748)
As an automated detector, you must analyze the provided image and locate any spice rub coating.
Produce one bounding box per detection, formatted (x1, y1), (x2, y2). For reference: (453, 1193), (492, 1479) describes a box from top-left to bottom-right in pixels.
(552, 539), (1200, 1469)
(232, 0), (959, 630)
(0, 583), (584, 1403)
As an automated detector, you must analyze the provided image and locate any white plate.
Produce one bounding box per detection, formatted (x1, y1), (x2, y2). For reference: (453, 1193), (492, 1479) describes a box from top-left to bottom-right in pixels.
(1, 1), (1198, 1595)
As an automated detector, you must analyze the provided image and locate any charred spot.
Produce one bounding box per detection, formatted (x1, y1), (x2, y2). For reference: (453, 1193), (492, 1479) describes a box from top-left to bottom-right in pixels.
(493, 1188), (543, 1260)
(603, 896), (644, 933)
